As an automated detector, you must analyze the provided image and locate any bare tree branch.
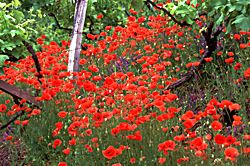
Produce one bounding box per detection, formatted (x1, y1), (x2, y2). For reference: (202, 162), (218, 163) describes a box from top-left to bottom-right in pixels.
(48, 13), (72, 32)
(146, 0), (190, 27)
(86, 16), (96, 34)
(48, 12), (100, 40)
(163, 23), (223, 92)
(22, 41), (43, 85)
(0, 110), (24, 130)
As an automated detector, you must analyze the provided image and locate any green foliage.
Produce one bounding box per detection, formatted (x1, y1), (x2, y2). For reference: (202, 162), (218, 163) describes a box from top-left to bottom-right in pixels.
(203, 0), (250, 32)
(0, 55), (9, 74)
(162, 0), (250, 32)
(131, 0), (144, 11)
(0, 0), (71, 71)
(0, 1), (28, 68)
(85, 0), (133, 35)
(164, 1), (197, 25)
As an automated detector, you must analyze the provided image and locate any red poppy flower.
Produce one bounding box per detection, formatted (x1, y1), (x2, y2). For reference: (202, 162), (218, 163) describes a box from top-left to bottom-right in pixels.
(31, 109), (41, 116)
(14, 120), (20, 125)
(198, 49), (204, 55)
(6, 135), (13, 141)
(193, 61), (200, 66)
(41, 91), (52, 100)
(41, 34), (46, 39)
(206, 134), (212, 140)
(220, 100), (233, 108)
(161, 127), (168, 132)
(244, 67), (250, 79)
(158, 157), (166, 164)
(138, 16), (145, 23)
(189, 137), (203, 150)
(112, 163), (122, 166)
(87, 34), (95, 40)
(204, 57), (213, 62)
(234, 62), (242, 70)
(0, 104), (7, 113)
(36, 38), (43, 45)
(242, 147), (250, 154)
(239, 43), (247, 49)
(227, 52), (234, 57)
(96, 14), (103, 19)
(104, 26), (112, 32)
(233, 141), (241, 146)
(243, 135), (250, 140)
(164, 93), (178, 102)
(69, 138), (76, 146)
(232, 115), (243, 126)
(128, 16), (136, 22)
(130, 40), (137, 47)
(206, 106), (216, 115)
(93, 112), (104, 123)
(22, 120), (29, 126)
(195, 150), (203, 157)
(225, 57), (234, 64)
(224, 147), (239, 161)
(211, 121), (223, 131)
(176, 44), (184, 49)
(158, 140), (176, 152)
(186, 0), (191, 5)
(153, 100), (165, 108)
(129, 8), (138, 14)
(214, 134), (225, 145)
(186, 62), (198, 68)
(82, 81), (96, 92)
(224, 135), (236, 146)
(58, 162), (67, 166)
(229, 103), (241, 111)
(85, 129), (92, 136)
(102, 146), (117, 160)
(177, 157), (189, 164)
(5, 100), (10, 104)
(99, 32), (106, 37)
(111, 128), (120, 136)
(53, 139), (62, 149)
(79, 58), (87, 65)
(174, 134), (185, 142)
(234, 34), (241, 40)
(143, 45), (152, 51)
(212, 114), (221, 120)
(91, 137), (98, 143)
(183, 119), (196, 129)
(55, 122), (63, 130)
(130, 158), (136, 164)
(58, 111), (67, 118)
(62, 148), (70, 155)
(172, 126), (180, 132)
(88, 65), (99, 72)
(217, 51), (223, 56)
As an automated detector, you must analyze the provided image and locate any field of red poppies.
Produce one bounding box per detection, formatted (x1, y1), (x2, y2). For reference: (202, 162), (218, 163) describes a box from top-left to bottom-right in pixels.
(1, 1), (250, 166)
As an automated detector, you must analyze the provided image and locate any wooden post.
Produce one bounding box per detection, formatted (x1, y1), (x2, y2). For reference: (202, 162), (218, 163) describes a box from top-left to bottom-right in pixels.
(67, 0), (88, 79)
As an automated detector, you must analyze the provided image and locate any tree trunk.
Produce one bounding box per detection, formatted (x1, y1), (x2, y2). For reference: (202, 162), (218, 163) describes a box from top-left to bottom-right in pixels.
(67, 0), (88, 78)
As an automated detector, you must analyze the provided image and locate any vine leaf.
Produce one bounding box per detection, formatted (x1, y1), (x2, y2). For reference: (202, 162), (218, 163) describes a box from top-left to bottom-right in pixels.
(0, 54), (9, 66)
